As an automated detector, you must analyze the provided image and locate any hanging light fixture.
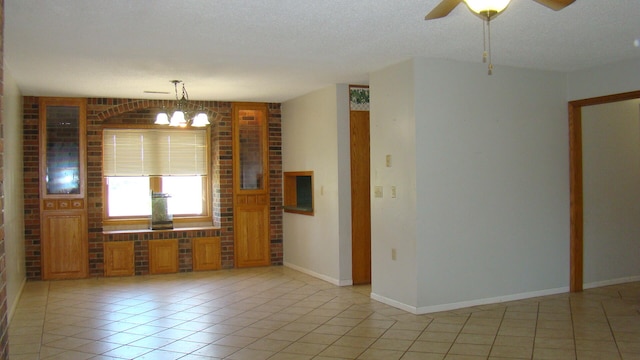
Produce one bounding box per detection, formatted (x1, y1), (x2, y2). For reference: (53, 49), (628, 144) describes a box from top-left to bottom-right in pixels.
(155, 80), (210, 127)
(463, 0), (511, 75)
(464, 0), (511, 16)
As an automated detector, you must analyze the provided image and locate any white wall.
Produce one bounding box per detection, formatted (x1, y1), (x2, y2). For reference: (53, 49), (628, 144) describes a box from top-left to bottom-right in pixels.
(281, 56), (640, 313)
(3, 67), (26, 320)
(369, 60), (418, 310)
(582, 100), (640, 287)
(370, 58), (570, 313)
(413, 59), (570, 311)
(566, 58), (640, 101)
(281, 85), (353, 285)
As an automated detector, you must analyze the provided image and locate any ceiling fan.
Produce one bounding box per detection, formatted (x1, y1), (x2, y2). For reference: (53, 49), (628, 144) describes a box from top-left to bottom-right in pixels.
(425, 0), (575, 74)
(425, 0), (575, 20)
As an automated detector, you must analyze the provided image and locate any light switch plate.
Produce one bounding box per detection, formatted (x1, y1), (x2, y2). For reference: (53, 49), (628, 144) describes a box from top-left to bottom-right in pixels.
(374, 186), (383, 198)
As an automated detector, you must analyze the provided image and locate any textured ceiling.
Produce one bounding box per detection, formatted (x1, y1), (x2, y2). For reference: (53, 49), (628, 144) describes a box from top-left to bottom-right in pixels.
(4, 0), (640, 102)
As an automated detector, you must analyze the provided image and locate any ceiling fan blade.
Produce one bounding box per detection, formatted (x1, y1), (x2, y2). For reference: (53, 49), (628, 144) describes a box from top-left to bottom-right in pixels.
(425, 0), (464, 20)
(531, 0), (576, 11)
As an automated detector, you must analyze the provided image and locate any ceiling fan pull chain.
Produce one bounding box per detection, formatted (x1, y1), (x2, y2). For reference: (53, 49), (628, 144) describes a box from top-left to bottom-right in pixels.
(482, 20), (488, 63)
(487, 18), (493, 75)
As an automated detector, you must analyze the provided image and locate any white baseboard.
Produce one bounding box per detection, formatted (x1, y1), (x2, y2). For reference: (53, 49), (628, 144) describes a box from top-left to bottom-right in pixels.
(284, 262), (353, 286)
(583, 275), (640, 290)
(371, 286), (569, 315)
(370, 293), (417, 313)
(8, 277), (27, 324)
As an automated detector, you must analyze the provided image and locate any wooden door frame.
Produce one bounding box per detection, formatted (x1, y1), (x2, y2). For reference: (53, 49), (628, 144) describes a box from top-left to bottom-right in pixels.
(568, 90), (640, 292)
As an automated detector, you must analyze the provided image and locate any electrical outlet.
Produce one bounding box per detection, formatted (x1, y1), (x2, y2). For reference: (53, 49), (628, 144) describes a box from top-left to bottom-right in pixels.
(374, 186), (383, 198)
(386, 154), (392, 167)
(391, 186), (397, 198)
(391, 248), (397, 260)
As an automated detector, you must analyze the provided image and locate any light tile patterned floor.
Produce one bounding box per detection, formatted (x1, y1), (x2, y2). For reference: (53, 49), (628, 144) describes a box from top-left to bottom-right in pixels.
(8, 267), (640, 359)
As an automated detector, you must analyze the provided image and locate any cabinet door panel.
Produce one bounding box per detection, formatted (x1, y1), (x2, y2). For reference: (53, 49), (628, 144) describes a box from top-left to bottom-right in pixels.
(149, 240), (179, 274)
(235, 206), (270, 267)
(193, 237), (221, 271)
(42, 211), (88, 279)
(104, 242), (134, 277)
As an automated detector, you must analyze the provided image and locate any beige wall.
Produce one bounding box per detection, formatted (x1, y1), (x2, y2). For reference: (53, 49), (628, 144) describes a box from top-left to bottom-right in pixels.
(281, 84), (353, 285)
(2, 67), (27, 321)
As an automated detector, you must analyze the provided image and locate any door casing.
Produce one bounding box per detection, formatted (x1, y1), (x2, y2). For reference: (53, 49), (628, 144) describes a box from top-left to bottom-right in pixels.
(568, 90), (640, 292)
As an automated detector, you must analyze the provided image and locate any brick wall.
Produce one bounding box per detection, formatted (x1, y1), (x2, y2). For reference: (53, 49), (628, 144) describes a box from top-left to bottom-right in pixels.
(23, 97), (283, 279)
(0, 0), (8, 357)
(268, 104), (283, 263)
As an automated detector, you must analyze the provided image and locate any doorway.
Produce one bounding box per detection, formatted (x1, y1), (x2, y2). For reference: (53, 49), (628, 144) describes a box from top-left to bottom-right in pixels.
(568, 90), (640, 292)
(350, 86), (371, 285)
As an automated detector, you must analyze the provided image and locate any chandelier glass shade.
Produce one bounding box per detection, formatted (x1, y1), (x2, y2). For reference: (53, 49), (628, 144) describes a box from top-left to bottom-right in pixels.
(155, 80), (210, 127)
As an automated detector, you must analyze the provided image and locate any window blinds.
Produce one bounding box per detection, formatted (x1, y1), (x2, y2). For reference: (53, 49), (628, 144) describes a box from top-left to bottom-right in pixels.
(103, 129), (207, 176)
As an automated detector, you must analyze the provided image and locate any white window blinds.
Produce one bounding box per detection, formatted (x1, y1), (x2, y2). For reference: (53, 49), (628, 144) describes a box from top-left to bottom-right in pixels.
(103, 129), (207, 176)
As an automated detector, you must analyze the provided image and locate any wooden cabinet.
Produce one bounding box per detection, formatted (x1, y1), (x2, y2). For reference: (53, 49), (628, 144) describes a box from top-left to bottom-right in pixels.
(104, 242), (134, 277)
(193, 237), (221, 271)
(39, 98), (88, 280)
(232, 103), (271, 268)
(149, 240), (179, 274)
(41, 210), (88, 279)
(235, 201), (270, 267)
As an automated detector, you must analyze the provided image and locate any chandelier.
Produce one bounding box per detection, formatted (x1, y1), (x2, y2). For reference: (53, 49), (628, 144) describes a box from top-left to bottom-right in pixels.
(155, 80), (210, 127)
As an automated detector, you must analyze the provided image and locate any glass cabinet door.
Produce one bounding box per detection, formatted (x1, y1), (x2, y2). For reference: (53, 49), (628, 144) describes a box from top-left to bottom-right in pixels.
(236, 107), (267, 190)
(40, 98), (86, 198)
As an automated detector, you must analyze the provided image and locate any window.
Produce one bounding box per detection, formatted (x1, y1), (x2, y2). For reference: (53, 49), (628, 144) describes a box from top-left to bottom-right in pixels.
(283, 171), (314, 215)
(103, 128), (209, 222)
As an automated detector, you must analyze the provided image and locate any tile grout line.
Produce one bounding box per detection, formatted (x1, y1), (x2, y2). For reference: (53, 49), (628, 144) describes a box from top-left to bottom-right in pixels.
(603, 292), (625, 360)
(486, 303), (508, 359)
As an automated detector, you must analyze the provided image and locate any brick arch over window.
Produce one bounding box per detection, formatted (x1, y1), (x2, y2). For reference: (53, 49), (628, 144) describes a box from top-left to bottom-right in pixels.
(95, 99), (221, 124)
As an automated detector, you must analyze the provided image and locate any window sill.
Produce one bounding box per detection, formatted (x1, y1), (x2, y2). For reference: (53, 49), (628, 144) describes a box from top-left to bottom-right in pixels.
(102, 225), (220, 235)
(283, 206), (314, 216)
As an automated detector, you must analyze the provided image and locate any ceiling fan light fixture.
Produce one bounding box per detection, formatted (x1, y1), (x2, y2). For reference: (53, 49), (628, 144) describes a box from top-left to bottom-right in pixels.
(464, 0), (511, 16)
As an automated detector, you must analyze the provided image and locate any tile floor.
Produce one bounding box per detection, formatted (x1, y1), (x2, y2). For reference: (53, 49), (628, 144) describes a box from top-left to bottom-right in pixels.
(8, 267), (640, 359)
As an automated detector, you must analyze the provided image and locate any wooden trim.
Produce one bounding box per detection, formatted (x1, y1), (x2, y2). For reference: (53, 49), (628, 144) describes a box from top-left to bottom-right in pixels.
(568, 102), (583, 292)
(568, 90), (640, 292)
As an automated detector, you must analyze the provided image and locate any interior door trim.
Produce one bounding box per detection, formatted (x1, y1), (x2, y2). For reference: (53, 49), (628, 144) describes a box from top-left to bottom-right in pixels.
(568, 90), (640, 292)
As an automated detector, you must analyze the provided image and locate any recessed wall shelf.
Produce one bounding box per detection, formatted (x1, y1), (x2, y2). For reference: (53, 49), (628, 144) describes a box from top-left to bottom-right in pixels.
(284, 171), (314, 215)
